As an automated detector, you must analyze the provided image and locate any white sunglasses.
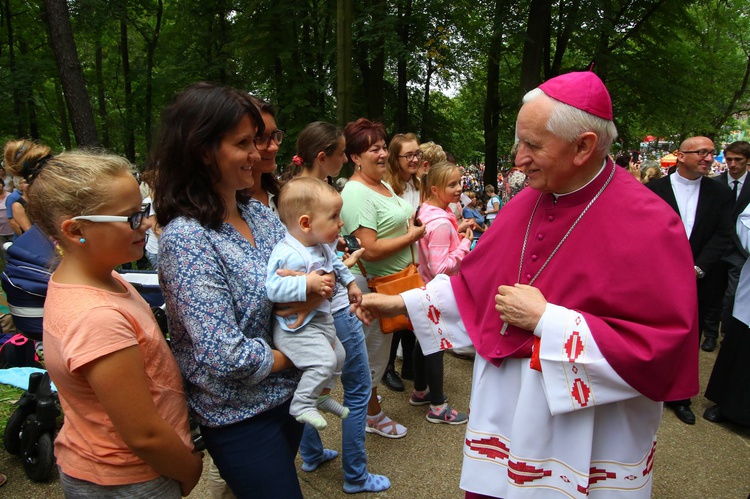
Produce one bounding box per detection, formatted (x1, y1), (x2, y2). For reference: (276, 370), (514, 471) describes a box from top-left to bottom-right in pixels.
(73, 204), (151, 230)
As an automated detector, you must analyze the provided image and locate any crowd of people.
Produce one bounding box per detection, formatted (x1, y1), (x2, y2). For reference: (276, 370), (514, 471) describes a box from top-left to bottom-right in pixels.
(0, 70), (747, 499)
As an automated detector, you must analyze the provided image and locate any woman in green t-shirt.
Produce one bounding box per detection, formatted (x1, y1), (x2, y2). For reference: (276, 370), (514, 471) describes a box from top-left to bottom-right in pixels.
(340, 118), (425, 439)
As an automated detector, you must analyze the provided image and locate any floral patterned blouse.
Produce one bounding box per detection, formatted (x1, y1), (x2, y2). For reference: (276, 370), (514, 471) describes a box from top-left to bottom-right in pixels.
(159, 200), (300, 427)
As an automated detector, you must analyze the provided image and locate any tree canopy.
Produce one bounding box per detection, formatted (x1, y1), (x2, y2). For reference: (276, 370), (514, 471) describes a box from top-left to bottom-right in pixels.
(2, 0), (749, 182)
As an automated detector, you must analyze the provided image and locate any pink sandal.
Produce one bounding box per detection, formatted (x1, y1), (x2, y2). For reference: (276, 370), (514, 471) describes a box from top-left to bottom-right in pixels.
(366, 411), (407, 439)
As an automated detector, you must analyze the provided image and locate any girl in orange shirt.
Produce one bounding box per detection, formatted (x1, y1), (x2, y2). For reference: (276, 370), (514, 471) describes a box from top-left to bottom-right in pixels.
(27, 151), (202, 498)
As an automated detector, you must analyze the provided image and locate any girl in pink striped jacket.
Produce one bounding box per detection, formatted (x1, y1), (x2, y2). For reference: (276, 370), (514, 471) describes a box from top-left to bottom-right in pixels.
(409, 160), (473, 425)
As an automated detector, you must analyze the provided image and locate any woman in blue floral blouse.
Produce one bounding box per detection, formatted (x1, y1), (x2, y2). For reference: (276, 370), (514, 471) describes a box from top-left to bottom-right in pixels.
(151, 82), (317, 498)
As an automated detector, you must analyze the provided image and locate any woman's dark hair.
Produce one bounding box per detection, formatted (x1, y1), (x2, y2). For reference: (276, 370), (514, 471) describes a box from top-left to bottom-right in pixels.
(344, 118), (386, 159)
(248, 95), (281, 200)
(283, 121), (343, 180)
(150, 82), (264, 230)
(615, 153), (631, 168)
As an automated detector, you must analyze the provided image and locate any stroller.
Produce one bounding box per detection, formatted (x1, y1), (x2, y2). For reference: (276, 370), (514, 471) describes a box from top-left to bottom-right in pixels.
(1, 225), (58, 481)
(1, 225), (169, 482)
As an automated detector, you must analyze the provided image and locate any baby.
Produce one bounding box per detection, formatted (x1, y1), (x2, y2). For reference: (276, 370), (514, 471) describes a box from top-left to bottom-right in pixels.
(267, 177), (362, 430)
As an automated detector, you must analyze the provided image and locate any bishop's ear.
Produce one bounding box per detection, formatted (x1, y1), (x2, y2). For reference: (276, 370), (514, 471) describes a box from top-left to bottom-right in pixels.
(573, 132), (598, 166)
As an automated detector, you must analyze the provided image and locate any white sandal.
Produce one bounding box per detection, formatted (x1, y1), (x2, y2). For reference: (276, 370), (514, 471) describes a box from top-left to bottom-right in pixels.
(366, 411), (407, 439)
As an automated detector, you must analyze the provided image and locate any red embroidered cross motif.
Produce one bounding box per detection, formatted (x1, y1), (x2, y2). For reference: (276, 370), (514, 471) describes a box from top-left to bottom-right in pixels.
(427, 305), (441, 324)
(465, 437), (509, 461)
(643, 441), (657, 476)
(589, 466), (616, 485)
(571, 378), (591, 407)
(564, 331), (584, 362)
(439, 338), (453, 350)
(577, 485), (588, 495)
(508, 461), (552, 485)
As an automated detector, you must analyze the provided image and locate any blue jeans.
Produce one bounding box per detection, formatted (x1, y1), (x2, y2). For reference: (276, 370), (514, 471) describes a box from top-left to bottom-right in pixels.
(200, 400), (304, 498)
(300, 308), (372, 484)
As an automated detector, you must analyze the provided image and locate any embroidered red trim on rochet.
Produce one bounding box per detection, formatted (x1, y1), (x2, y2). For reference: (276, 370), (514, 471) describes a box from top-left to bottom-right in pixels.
(424, 292), (453, 350)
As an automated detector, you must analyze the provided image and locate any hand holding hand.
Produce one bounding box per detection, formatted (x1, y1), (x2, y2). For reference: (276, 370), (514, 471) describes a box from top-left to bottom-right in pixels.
(348, 282), (363, 306)
(462, 227), (473, 241)
(350, 293), (407, 325)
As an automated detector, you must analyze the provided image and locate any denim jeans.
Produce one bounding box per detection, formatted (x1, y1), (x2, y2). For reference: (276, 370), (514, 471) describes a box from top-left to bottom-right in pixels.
(200, 400), (304, 498)
(300, 308), (372, 484)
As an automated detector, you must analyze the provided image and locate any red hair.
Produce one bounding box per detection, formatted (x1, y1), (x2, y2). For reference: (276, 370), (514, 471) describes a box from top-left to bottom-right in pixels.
(344, 118), (387, 158)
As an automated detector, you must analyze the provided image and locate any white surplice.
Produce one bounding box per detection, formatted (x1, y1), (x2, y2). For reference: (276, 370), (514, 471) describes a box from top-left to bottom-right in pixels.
(403, 275), (661, 498)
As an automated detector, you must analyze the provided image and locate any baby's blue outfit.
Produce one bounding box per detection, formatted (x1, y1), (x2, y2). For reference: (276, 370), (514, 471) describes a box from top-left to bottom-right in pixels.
(267, 233), (353, 417)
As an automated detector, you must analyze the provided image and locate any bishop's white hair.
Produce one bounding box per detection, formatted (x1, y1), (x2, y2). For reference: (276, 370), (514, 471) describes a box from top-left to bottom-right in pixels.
(522, 88), (618, 156)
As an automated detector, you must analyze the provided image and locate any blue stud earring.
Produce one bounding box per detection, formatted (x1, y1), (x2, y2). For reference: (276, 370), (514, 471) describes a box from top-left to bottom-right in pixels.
(79, 238), (86, 244)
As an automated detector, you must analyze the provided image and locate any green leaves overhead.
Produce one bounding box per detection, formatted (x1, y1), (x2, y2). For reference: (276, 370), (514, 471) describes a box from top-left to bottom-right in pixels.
(0, 0), (748, 166)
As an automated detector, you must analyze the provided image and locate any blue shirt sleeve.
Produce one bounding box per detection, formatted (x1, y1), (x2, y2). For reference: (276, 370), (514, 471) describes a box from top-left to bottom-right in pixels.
(266, 242), (309, 303)
(159, 219), (274, 386)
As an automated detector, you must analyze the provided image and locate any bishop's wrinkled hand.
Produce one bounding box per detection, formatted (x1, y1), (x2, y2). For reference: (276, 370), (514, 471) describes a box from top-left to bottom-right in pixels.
(350, 293), (407, 326)
(495, 284), (547, 332)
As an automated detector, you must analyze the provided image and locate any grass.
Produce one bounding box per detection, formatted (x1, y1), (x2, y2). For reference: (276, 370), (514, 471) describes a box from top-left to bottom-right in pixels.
(0, 382), (24, 431)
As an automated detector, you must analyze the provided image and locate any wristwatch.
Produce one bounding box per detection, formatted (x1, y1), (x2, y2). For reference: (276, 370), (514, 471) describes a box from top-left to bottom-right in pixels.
(694, 266), (705, 279)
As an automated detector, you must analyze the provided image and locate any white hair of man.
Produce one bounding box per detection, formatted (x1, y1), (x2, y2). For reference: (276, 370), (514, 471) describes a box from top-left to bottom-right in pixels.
(522, 87), (618, 157)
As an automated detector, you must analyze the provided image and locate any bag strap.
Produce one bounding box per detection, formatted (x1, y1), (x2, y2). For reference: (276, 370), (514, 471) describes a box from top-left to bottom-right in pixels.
(0, 333), (28, 358)
(357, 260), (368, 280)
(356, 244), (416, 285)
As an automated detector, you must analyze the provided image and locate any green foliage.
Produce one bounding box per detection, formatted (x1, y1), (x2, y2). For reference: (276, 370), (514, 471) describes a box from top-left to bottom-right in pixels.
(1, 0), (749, 167)
(0, 383), (24, 432)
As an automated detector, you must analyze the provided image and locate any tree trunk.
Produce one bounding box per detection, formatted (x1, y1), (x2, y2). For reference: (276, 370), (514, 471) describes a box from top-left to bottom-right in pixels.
(144, 0), (163, 153)
(95, 39), (109, 148)
(520, 0), (551, 92)
(18, 39), (36, 138)
(336, 0), (353, 126)
(43, 0), (99, 147)
(28, 92), (39, 139)
(120, 18), (135, 162)
(713, 53), (750, 131)
(395, 0), (412, 132)
(54, 80), (72, 149)
(550, 0), (580, 78)
(483, 0), (504, 190)
(356, 0), (386, 121)
(5, 0), (23, 137)
(421, 57), (434, 140)
(368, 47), (385, 122)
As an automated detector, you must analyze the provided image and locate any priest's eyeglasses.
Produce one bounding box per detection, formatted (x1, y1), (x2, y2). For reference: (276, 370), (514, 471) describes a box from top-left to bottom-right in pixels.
(254, 130), (285, 151)
(680, 149), (716, 158)
(73, 203), (151, 230)
(398, 151), (423, 161)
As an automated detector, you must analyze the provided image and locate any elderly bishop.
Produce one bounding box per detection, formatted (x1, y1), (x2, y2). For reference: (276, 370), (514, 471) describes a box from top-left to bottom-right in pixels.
(354, 71), (698, 498)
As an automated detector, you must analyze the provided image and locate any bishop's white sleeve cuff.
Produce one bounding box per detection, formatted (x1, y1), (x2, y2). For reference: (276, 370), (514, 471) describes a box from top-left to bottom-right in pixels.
(537, 304), (643, 415)
(401, 274), (472, 356)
